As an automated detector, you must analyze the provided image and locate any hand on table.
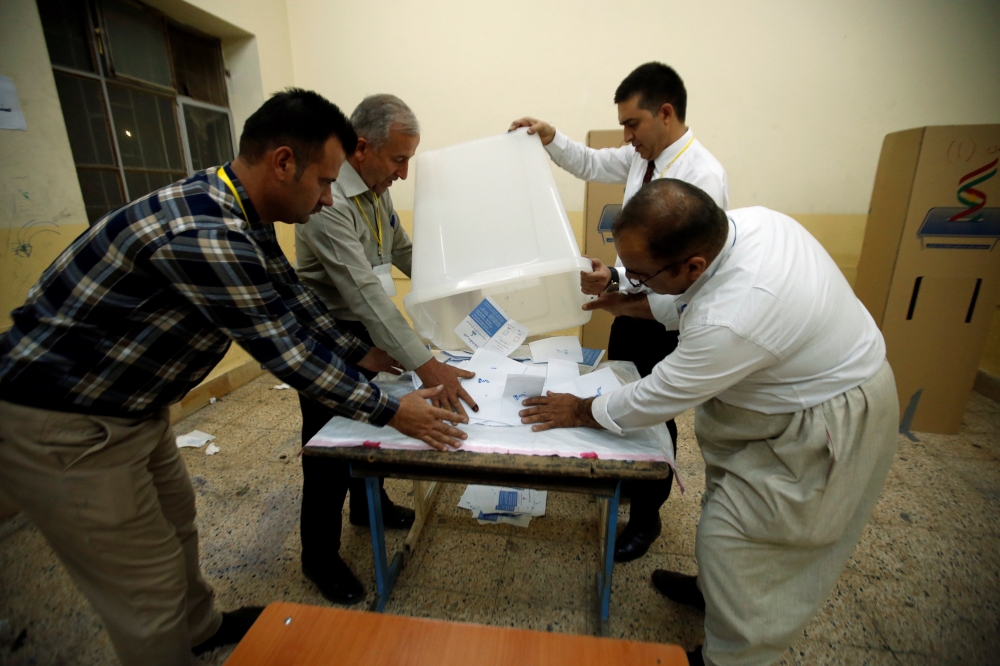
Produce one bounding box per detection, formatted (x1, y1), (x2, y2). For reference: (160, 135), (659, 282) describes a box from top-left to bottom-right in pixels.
(519, 393), (602, 432)
(415, 358), (479, 418)
(582, 292), (654, 319)
(387, 386), (469, 451)
(508, 117), (556, 145)
(580, 255), (613, 295)
(358, 347), (403, 375)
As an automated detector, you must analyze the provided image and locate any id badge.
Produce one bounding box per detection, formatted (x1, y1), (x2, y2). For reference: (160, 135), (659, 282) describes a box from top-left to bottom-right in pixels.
(373, 262), (396, 296)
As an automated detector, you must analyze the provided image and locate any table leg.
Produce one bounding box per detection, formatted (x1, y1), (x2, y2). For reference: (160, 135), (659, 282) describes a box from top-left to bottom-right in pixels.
(363, 474), (403, 612)
(595, 481), (620, 636)
(405, 480), (440, 554)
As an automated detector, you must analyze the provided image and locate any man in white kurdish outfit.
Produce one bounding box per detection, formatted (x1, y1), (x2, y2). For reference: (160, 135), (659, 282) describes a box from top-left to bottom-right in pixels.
(510, 62), (729, 562)
(518, 179), (898, 666)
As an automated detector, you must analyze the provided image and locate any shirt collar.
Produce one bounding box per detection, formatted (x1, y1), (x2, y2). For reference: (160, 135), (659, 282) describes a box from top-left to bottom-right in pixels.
(676, 215), (738, 307)
(220, 163), (263, 229)
(337, 161), (372, 198)
(650, 127), (694, 175)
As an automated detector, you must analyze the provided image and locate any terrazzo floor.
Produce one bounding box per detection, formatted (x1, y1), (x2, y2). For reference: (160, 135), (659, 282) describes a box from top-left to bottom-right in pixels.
(1, 372), (998, 665)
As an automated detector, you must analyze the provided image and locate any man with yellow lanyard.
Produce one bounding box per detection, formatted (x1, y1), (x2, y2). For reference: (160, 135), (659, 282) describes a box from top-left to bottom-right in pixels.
(295, 94), (477, 604)
(510, 62), (728, 563)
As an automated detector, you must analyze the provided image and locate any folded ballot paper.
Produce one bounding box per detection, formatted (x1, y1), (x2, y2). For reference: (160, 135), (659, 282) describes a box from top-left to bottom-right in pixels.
(458, 485), (547, 527)
(453, 297), (529, 357)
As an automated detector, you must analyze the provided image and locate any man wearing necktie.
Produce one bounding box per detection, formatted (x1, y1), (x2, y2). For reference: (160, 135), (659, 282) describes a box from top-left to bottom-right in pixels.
(510, 62), (729, 562)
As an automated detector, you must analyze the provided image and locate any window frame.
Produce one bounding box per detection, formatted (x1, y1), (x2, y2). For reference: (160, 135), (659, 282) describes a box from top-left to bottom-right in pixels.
(40, 0), (235, 222)
(177, 95), (237, 178)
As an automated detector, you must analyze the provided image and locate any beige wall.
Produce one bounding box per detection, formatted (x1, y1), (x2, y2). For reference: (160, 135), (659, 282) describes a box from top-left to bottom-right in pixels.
(0, 0), (90, 332)
(286, 0), (1000, 216)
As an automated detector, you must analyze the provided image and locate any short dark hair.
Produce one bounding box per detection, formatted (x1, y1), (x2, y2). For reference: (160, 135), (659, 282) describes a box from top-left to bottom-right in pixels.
(614, 62), (687, 122)
(238, 88), (358, 174)
(614, 179), (728, 265)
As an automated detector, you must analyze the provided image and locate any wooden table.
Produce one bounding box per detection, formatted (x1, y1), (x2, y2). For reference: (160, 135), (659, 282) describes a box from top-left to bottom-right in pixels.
(224, 602), (689, 666)
(303, 362), (673, 635)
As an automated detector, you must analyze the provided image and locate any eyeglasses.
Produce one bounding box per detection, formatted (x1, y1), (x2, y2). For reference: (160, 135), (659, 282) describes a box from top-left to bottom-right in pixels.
(624, 257), (690, 289)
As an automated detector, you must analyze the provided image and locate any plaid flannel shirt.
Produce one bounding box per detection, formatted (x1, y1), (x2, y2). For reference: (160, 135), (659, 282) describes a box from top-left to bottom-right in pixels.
(0, 164), (398, 425)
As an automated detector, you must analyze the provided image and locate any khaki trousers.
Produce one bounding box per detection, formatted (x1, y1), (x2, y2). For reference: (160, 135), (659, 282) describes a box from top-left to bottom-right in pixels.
(0, 401), (222, 666)
(694, 361), (898, 666)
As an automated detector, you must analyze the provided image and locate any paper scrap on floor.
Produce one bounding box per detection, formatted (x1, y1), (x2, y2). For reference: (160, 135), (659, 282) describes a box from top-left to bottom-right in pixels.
(459, 485), (547, 527)
(529, 336), (584, 363)
(453, 297), (528, 356)
(176, 430), (215, 448)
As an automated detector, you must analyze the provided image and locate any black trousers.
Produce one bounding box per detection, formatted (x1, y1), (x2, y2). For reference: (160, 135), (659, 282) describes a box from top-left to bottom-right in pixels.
(607, 315), (679, 522)
(299, 319), (387, 566)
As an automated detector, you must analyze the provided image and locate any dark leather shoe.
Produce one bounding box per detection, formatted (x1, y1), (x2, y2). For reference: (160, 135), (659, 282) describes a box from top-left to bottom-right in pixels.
(303, 556), (365, 605)
(350, 502), (415, 530)
(613, 513), (661, 562)
(651, 569), (706, 611)
(192, 606), (264, 655)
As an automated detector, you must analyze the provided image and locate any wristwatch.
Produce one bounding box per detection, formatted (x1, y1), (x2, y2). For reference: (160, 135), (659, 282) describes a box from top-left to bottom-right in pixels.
(606, 268), (620, 292)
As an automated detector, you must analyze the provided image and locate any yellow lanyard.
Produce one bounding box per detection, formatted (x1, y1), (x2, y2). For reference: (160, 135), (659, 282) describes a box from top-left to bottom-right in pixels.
(217, 168), (249, 221)
(353, 193), (383, 251)
(655, 135), (696, 180)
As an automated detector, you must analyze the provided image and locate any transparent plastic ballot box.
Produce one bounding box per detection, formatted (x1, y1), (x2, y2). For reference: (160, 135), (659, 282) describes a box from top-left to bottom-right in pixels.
(404, 128), (593, 350)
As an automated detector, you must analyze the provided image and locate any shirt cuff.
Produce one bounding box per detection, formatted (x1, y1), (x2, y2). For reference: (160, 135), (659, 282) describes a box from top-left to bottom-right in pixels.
(647, 293), (680, 329)
(545, 130), (569, 159)
(397, 337), (434, 371)
(591, 392), (624, 436)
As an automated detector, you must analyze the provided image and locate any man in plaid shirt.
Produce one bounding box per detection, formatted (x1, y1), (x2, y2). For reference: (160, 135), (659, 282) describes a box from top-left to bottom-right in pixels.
(0, 89), (467, 665)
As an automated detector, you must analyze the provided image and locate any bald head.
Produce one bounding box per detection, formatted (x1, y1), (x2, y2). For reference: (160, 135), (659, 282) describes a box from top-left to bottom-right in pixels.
(613, 179), (728, 266)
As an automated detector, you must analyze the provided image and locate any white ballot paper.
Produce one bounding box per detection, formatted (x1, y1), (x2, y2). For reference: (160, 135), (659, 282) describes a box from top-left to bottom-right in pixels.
(529, 336), (584, 364)
(459, 485), (547, 527)
(498, 374), (546, 426)
(549, 366), (622, 399)
(461, 349), (527, 425)
(542, 358), (580, 395)
(454, 297), (528, 356)
(176, 430), (215, 448)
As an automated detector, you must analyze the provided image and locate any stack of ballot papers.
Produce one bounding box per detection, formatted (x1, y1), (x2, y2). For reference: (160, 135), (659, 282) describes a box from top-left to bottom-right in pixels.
(458, 485), (547, 527)
(446, 348), (623, 426)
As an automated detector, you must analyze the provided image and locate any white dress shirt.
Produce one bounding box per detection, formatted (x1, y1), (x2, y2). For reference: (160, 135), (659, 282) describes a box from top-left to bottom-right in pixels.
(544, 127), (729, 320)
(591, 206), (887, 433)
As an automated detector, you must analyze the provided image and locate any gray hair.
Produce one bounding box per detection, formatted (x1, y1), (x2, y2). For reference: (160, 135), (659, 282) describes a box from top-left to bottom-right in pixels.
(350, 94), (420, 150)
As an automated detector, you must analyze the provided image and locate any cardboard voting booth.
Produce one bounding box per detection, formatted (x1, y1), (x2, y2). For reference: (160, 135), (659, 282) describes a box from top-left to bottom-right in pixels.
(855, 124), (1000, 434)
(581, 129), (626, 351)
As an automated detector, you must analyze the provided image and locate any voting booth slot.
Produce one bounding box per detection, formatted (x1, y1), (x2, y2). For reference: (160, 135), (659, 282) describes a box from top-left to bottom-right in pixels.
(854, 124), (1000, 434)
(404, 128), (592, 350)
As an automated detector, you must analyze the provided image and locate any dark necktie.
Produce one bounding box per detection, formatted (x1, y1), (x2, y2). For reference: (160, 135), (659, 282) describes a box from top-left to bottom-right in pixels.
(642, 159), (656, 185)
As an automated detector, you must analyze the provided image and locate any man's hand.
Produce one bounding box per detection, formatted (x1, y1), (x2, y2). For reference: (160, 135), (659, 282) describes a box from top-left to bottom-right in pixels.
(415, 358), (478, 417)
(519, 393), (602, 432)
(508, 117), (556, 145)
(358, 347), (403, 375)
(582, 292), (655, 319)
(581, 255), (613, 295)
(387, 386), (469, 451)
